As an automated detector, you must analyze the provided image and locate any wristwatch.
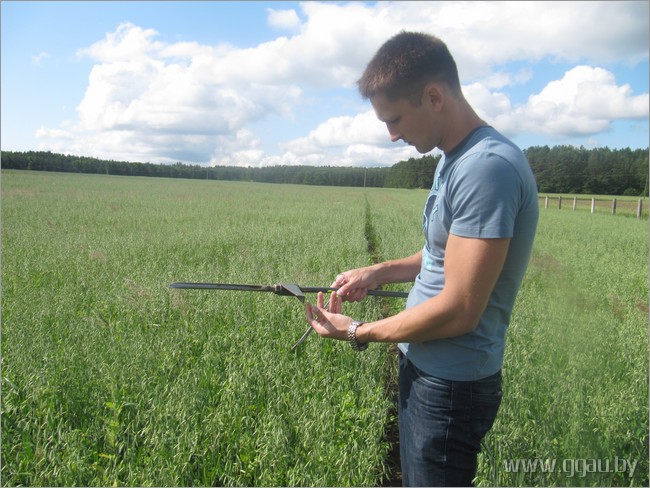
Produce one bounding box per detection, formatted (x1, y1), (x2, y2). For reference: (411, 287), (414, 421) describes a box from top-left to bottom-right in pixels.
(348, 320), (368, 351)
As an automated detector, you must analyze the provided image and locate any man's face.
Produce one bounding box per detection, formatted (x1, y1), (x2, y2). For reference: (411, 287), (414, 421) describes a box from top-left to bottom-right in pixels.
(370, 91), (440, 154)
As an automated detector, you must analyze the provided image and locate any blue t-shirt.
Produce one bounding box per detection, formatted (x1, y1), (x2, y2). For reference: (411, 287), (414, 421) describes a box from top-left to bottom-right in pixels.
(398, 126), (539, 381)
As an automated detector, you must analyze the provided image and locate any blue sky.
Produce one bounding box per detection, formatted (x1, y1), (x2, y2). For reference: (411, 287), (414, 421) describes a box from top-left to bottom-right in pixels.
(2, 1), (648, 167)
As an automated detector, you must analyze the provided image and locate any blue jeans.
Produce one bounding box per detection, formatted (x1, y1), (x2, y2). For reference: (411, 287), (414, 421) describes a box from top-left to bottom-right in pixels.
(398, 353), (502, 487)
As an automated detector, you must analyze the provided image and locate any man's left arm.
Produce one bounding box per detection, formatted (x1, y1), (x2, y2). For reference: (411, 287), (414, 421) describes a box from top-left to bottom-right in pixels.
(307, 234), (510, 343)
(355, 234), (510, 343)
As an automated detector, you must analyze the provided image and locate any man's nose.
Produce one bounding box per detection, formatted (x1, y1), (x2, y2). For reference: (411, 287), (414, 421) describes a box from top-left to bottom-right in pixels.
(387, 126), (403, 143)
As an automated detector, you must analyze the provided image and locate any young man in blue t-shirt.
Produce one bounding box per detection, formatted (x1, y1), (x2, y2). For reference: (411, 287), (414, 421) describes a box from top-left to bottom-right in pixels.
(306, 31), (538, 487)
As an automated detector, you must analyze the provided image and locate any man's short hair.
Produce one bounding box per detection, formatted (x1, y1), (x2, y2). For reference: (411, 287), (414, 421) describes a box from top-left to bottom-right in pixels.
(357, 31), (461, 104)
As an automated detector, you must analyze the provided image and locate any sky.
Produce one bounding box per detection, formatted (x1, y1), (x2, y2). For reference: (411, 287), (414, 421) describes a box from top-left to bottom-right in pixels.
(1, 1), (648, 168)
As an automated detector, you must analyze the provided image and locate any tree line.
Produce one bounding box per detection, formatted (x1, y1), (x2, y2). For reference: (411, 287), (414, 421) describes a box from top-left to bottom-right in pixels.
(525, 145), (649, 196)
(1, 145), (648, 195)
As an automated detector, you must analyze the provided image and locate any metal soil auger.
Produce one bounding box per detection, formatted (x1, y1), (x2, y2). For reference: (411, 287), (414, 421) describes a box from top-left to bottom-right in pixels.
(169, 282), (409, 351)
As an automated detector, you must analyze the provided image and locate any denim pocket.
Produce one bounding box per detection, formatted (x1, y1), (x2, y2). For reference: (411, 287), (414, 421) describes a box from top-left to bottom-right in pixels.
(411, 359), (453, 391)
(469, 371), (502, 442)
(472, 371), (503, 405)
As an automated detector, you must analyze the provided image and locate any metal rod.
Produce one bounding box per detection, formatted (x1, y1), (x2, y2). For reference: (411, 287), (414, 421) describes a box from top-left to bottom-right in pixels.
(299, 286), (409, 298)
(290, 291), (334, 352)
(169, 282), (409, 298)
(170, 281), (409, 351)
(291, 326), (314, 352)
(169, 283), (274, 292)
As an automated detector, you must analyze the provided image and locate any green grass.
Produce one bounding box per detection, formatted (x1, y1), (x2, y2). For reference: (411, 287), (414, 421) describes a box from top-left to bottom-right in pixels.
(2, 171), (393, 486)
(2, 170), (648, 486)
(480, 210), (648, 486)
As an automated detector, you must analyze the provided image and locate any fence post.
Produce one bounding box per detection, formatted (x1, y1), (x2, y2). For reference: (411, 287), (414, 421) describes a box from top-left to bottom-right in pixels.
(612, 198), (617, 215)
(545, 195), (549, 208)
(558, 195), (562, 209)
(573, 196), (577, 211)
(637, 199), (643, 219)
(591, 198), (595, 214)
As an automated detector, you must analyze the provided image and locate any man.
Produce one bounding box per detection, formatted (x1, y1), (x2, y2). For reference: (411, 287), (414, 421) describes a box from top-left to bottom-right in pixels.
(305, 31), (538, 487)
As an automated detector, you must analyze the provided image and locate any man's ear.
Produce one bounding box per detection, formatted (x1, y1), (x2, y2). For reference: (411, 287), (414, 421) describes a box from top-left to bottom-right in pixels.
(423, 83), (444, 111)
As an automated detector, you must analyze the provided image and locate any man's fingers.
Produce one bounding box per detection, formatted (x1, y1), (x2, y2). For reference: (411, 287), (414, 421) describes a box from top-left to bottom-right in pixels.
(331, 273), (347, 287)
(305, 300), (351, 342)
(331, 273), (349, 293)
(306, 302), (326, 330)
(350, 288), (368, 302)
(305, 302), (317, 325)
(310, 294), (332, 324)
(326, 291), (338, 313)
(330, 272), (370, 302)
(337, 287), (367, 302)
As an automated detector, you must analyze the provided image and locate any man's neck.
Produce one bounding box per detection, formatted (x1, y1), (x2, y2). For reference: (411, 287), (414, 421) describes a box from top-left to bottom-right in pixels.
(439, 98), (487, 154)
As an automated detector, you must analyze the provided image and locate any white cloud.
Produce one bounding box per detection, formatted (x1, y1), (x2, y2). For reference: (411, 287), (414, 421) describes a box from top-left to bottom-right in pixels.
(463, 83), (514, 126)
(77, 23), (163, 62)
(31, 51), (51, 67)
(35, 126), (72, 139)
(66, 22), (305, 163)
(469, 66), (649, 139)
(283, 111), (386, 152)
(274, 110), (423, 167)
(266, 8), (301, 31)
(207, 111), (421, 168)
(481, 68), (533, 90)
(415, 0), (649, 79)
(209, 129), (264, 166)
(35, 1), (648, 166)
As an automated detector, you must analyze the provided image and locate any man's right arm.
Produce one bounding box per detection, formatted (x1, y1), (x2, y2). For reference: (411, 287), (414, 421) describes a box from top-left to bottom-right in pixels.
(333, 250), (422, 301)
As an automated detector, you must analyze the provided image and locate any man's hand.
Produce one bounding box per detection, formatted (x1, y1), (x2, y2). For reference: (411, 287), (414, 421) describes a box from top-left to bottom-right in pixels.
(305, 291), (353, 341)
(331, 269), (377, 302)
(332, 251), (422, 302)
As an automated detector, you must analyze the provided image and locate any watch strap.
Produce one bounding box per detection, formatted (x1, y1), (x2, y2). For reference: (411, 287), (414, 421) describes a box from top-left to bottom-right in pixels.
(348, 320), (368, 351)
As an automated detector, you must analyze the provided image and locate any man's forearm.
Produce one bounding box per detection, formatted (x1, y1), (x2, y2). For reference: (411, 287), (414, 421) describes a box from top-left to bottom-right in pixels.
(371, 250), (422, 286)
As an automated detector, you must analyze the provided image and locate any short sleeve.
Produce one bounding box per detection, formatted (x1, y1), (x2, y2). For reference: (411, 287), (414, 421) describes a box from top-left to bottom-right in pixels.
(447, 152), (522, 239)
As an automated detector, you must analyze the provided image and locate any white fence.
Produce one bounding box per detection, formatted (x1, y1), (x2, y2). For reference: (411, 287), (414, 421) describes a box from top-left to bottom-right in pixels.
(540, 196), (647, 219)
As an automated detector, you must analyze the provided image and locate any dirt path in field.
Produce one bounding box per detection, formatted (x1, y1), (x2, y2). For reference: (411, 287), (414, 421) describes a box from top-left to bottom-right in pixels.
(365, 198), (402, 487)
(381, 346), (402, 487)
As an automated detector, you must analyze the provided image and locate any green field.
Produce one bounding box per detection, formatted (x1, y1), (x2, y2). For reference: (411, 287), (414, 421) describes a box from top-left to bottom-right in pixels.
(2, 170), (648, 486)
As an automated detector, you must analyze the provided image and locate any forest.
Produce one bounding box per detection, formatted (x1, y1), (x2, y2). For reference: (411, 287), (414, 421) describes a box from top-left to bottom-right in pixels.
(1, 145), (648, 195)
